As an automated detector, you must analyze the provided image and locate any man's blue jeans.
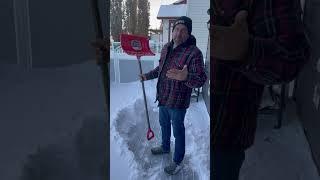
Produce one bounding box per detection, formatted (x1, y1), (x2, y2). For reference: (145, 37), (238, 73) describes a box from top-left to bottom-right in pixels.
(159, 106), (186, 165)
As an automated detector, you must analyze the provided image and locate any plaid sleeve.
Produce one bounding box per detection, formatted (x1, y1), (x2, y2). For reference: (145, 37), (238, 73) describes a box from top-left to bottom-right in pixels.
(184, 49), (207, 88)
(144, 65), (159, 80)
(240, 0), (310, 85)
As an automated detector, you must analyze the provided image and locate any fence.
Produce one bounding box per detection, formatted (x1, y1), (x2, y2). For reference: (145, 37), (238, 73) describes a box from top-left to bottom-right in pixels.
(110, 41), (163, 83)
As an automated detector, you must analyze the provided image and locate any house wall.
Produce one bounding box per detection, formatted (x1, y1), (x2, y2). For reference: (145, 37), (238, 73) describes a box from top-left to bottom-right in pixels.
(186, 0), (210, 59)
(0, 0), (17, 65)
(186, 0), (210, 113)
(296, 0), (320, 173)
(3, 0), (107, 68)
(28, 0), (102, 67)
(162, 19), (170, 44)
(150, 34), (161, 43)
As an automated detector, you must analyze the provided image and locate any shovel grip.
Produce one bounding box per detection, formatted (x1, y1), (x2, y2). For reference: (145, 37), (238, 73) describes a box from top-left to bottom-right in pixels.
(147, 128), (154, 140)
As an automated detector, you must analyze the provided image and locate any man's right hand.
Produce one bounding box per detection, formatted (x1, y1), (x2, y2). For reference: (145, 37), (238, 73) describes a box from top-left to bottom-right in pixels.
(139, 74), (147, 81)
(212, 10), (249, 61)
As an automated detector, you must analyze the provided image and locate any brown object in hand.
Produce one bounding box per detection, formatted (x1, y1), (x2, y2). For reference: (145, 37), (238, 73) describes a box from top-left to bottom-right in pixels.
(211, 10), (249, 61)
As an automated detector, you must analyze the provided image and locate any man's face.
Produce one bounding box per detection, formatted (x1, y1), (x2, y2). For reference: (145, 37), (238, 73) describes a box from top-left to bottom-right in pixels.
(172, 24), (190, 46)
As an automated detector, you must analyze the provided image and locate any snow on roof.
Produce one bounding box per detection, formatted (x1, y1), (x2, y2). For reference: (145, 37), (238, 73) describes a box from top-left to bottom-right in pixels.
(172, 0), (187, 5)
(157, 4), (187, 19)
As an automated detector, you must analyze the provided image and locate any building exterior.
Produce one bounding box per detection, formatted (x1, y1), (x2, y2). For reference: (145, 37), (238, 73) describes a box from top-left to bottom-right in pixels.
(157, 0), (209, 57)
(0, 0), (105, 68)
(157, 1), (187, 44)
(295, 0), (320, 173)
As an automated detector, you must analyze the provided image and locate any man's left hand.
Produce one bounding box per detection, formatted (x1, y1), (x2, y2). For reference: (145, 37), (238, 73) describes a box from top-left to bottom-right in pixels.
(166, 65), (188, 81)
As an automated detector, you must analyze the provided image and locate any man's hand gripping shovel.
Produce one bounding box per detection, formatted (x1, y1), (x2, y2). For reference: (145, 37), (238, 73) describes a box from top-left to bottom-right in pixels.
(120, 34), (155, 141)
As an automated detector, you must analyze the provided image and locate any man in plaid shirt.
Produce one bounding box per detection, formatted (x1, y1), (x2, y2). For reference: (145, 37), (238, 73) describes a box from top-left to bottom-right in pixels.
(141, 16), (207, 175)
(211, 0), (310, 179)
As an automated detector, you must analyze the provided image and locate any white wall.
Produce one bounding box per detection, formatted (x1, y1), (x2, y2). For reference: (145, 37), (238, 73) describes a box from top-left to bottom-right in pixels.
(186, 0), (210, 60)
(162, 19), (170, 44)
(150, 34), (161, 43)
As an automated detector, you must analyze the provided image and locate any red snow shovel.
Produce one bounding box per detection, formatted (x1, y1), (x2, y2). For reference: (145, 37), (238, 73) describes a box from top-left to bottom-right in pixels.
(120, 34), (155, 141)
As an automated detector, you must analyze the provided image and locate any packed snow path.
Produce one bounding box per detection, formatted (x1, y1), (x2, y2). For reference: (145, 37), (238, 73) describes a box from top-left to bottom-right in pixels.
(1, 61), (317, 180)
(111, 80), (319, 180)
(112, 98), (209, 179)
(110, 80), (210, 180)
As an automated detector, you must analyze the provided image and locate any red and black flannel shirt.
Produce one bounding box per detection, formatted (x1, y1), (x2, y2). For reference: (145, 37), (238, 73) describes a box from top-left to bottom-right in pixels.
(145, 35), (207, 109)
(211, 0), (310, 150)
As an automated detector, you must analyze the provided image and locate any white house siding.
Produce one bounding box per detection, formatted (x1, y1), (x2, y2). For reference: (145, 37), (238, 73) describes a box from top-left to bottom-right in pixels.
(157, 4), (187, 18)
(157, 4), (187, 45)
(186, 0), (210, 61)
(162, 19), (170, 44)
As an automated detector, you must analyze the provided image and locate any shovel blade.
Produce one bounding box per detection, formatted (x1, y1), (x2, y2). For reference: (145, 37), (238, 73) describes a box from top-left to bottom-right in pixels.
(147, 128), (155, 141)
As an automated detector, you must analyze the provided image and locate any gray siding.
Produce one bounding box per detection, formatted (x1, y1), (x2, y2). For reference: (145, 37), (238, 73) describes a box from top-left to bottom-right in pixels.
(28, 0), (107, 67)
(0, 0), (17, 64)
(1, 0), (108, 68)
(296, 0), (320, 173)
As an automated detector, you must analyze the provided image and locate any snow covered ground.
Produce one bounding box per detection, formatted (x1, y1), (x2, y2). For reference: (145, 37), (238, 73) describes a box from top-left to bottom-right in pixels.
(111, 79), (320, 180)
(1, 60), (319, 180)
(110, 80), (210, 180)
(241, 100), (320, 180)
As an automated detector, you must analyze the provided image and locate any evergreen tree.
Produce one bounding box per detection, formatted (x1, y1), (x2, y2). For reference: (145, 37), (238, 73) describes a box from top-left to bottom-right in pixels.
(123, 0), (150, 35)
(110, 0), (123, 41)
(124, 0), (138, 34)
(137, 0), (150, 36)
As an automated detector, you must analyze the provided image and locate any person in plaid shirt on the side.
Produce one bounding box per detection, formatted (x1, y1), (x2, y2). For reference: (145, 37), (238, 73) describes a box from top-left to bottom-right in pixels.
(140, 16), (207, 175)
(211, 0), (310, 179)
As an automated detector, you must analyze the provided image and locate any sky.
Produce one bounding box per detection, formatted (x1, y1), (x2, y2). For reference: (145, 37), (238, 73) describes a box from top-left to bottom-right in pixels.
(149, 0), (177, 29)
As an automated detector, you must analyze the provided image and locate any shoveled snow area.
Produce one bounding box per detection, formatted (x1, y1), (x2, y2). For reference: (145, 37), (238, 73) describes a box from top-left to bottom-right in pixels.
(1, 60), (317, 180)
(111, 80), (320, 180)
(110, 80), (210, 180)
